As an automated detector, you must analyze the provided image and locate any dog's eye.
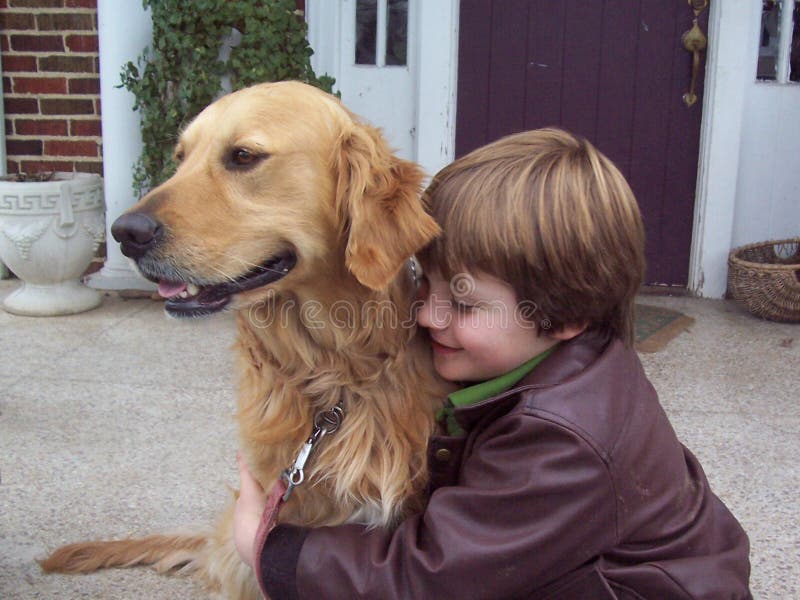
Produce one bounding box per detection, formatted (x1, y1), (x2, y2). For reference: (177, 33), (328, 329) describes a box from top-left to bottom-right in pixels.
(231, 148), (259, 167)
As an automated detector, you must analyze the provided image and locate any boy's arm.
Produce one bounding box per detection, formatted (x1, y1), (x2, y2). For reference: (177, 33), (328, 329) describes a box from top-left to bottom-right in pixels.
(256, 413), (618, 599)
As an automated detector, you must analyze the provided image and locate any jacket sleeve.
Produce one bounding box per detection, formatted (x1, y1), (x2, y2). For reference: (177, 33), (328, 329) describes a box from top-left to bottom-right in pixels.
(257, 413), (618, 599)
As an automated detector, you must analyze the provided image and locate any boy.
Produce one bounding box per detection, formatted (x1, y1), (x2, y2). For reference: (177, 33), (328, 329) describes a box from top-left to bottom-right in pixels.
(234, 128), (751, 598)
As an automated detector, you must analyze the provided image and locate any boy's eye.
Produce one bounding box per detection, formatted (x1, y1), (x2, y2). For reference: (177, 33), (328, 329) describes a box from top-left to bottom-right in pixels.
(454, 301), (476, 313)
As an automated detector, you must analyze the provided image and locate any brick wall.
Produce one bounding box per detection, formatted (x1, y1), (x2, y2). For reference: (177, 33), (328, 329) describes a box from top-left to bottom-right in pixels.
(1, 0), (102, 176)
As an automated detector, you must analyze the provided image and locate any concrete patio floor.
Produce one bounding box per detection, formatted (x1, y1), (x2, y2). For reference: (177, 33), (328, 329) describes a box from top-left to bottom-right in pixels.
(0, 279), (797, 599)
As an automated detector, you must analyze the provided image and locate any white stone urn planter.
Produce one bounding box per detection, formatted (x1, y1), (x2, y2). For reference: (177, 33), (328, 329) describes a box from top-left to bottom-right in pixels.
(0, 172), (105, 316)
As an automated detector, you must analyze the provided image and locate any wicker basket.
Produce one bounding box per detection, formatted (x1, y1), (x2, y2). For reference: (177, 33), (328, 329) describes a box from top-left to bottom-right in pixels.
(727, 238), (800, 322)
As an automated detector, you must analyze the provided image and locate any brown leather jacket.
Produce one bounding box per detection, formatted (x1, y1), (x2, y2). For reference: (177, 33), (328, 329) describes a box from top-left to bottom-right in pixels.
(258, 332), (751, 599)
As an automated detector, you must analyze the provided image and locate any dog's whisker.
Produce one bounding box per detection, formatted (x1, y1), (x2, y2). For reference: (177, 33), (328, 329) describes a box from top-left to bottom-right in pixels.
(175, 242), (297, 287)
(204, 263), (239, 285)
(218, 252), (263, 271)
(176, 246), (239, 285)
(216, 252), (296, 280)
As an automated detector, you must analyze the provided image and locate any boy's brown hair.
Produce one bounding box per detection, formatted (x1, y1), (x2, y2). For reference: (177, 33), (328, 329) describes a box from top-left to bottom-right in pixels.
(419, 128), (645, 345)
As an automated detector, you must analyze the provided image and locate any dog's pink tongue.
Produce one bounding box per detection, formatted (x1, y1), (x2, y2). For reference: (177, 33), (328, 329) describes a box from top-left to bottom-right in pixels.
(157, 280), (187, 298)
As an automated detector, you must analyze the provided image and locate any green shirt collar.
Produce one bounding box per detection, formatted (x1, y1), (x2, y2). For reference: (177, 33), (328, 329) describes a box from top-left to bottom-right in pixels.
(438, 344), (558, 436)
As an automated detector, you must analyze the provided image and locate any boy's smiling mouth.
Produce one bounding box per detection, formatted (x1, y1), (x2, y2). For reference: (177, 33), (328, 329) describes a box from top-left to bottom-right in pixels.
(430, 338), (460, 354)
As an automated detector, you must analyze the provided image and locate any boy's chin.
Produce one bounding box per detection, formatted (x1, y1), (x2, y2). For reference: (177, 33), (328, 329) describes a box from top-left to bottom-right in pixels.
(432, 357), (461, 383)
(433, 356), (494, 384)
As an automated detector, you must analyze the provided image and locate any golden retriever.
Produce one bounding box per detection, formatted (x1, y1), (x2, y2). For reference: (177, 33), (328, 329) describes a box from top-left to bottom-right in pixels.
(40, 81), (450, 598)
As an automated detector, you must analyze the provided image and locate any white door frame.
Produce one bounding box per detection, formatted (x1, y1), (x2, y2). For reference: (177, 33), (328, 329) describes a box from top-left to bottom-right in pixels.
(689, 1), (758, 297)
(305, 0), (459, 180)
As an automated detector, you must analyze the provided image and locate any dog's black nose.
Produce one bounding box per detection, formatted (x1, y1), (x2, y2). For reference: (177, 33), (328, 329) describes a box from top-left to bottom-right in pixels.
(111, 212), (163, 258)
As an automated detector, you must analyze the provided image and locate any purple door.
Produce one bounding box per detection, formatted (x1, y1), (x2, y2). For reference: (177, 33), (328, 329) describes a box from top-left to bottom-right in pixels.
(456, 0), (709, 286)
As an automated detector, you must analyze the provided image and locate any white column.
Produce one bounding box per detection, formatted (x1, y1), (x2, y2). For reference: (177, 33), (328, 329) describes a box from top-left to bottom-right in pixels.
(87, 0), (154, 291)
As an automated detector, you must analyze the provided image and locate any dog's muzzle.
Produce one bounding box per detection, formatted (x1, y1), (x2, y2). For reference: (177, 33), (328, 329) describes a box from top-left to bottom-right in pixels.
(111, 211), (297, 318)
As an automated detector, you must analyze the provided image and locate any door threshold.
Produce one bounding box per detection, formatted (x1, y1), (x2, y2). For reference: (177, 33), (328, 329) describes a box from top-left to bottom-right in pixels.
(639, 284), (689, 297)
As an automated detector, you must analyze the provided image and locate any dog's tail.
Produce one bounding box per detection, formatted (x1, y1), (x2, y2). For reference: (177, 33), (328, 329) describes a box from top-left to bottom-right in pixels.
(39, 533), (208, 575)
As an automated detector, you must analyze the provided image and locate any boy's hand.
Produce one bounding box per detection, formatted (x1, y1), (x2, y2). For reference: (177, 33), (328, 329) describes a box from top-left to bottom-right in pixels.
(233, 453), (268, 569)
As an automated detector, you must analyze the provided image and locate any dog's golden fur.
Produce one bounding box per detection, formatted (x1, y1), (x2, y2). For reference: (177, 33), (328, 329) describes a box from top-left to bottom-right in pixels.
(40, 81), (449, 598)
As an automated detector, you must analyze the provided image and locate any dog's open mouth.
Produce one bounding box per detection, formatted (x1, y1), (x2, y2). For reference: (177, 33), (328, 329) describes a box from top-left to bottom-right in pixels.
(157, 252), (297, 317)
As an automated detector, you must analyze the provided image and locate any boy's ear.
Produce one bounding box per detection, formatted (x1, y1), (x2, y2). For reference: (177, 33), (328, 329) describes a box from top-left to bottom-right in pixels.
(548, 322), (588, 341)
(333, 123), (441, 291)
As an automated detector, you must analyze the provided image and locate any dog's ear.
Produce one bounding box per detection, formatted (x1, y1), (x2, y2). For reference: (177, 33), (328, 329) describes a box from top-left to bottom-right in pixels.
(334, 123), (441, 291)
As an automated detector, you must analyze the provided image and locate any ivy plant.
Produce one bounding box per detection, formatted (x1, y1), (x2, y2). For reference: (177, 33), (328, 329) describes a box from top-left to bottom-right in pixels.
(120, 0), (335, 196)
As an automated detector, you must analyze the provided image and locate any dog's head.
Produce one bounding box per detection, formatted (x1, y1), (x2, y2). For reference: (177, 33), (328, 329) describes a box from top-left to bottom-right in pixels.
(112, 81), (440, 317)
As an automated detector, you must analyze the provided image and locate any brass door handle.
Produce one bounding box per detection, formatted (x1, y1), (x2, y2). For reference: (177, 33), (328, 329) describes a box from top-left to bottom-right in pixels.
(681, 0), (708, 108)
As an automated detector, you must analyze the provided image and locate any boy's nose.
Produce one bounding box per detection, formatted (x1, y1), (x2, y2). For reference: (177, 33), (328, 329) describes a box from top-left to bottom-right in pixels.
(416, 297), (434, 329)
(417, 294), (449, 330)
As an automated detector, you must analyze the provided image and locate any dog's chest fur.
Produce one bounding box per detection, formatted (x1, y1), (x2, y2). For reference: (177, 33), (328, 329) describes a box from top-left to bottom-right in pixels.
(232, 298), (445, 529)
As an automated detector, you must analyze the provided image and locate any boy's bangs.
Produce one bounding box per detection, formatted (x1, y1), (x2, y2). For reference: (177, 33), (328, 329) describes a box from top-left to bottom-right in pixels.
(418, 176), (512, 282)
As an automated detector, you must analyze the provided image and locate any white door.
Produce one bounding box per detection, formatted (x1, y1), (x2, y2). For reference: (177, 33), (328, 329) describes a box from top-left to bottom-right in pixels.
(340, 0), (416, 158)
(306, 0), (458, 177)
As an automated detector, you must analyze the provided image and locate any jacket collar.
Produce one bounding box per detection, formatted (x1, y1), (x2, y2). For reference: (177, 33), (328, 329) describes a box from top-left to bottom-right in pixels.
(515, 329), (611, 389)
(452, 330), (612, 432)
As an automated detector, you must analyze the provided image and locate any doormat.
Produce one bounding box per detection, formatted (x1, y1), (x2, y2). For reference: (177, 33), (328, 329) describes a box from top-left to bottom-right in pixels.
(634, 303), (695, 353)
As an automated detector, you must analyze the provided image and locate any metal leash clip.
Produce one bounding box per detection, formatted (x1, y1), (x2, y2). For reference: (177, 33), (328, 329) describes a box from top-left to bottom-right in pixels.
(281, 402), (344, 501)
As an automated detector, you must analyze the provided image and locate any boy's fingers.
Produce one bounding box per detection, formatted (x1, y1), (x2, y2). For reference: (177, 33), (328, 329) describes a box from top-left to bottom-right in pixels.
(236, 454), (266, 498)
